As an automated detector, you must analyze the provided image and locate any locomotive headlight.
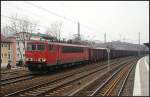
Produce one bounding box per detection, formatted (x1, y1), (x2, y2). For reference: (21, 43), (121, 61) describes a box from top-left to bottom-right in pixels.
(42, 58), (46, 62)
(38, 58), (42, 62)
(26, 58), (32, 61)
(29, 58), (33, 61)
(38, 58), (46, 62)
(25, 58), (28, 61)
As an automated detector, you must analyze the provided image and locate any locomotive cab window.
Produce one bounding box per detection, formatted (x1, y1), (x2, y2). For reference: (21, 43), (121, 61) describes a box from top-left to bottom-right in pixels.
(27, 44), (45, 51)
(27, 44), (32, 51)
(37, 44), (45, 51)
(32, 44), (36, 50)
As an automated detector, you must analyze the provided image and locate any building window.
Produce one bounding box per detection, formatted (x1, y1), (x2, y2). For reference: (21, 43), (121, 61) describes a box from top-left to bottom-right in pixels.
(37, 44), (45, 51)
(17, 54), (19, 57)
(32, 44), (36, 50)
(4, 53), (7, 57)
(27, 44), (45, 51)
(5, 44), (7, 47)
(17, 41), (19, 45)
(8, 45), (10, 50)
(8, 53), (10, 59)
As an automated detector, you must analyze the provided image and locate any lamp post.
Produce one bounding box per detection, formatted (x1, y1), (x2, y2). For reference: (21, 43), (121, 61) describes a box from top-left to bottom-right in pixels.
(107, 48), (110, 73)
(138, 32), (140, 58)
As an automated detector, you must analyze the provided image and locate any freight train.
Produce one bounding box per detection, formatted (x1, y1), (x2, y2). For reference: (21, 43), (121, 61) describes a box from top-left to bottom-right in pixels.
(25, 40), (148, 72)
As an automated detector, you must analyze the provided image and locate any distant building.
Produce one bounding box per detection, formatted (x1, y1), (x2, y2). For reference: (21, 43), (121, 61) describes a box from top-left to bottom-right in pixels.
(1, 34), (16, 68)
(144, 43), (149, 49)
(95, 41), (149, 51)
(13, 32), (55, 65)
(30, 32), (57, 41)
(14, 32), (31, 64)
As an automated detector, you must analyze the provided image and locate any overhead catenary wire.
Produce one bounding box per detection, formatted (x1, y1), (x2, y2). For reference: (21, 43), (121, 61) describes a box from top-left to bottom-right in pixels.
(1, 14), (58, 37)
(1, 14), (49, 29)
(2, 1), (103, 40)
(2, 2), (46, 22)
(24, 1), (77, 24)
(2, 2), (130, 44)
(3, 2), (99, 40)
(24, 1), (104, 34)
(58, 2), (107, 32)
(22, 1), (103, 41)
(2, 2), (146, 45)
(2, 2), (117, 43)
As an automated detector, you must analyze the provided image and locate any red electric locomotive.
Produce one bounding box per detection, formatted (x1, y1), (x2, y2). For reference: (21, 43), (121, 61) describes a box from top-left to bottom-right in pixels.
(25, 40), (89, 71)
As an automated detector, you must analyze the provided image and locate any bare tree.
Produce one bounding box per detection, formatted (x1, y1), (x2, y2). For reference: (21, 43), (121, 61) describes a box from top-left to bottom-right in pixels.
(71, 34), (83, 44)
(9, 15), (37, 44)
(1, 25), (12, 36)
(9, 15), (38, 34)
(2, 14), (38, 65)
(46, 21), (63, 41)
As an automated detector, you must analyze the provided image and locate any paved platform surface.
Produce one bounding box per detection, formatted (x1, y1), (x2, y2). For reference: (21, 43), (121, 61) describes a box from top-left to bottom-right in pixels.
(133, 56), (149, 96)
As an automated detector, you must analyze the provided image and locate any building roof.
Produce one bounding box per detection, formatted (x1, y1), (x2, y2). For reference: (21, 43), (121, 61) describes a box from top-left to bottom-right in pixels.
(1, 34), (14, 43)
(1, 33), (5, 40)
(31, 33), (56, 40)
(1, 39), (13, 43)
(27, 40), (89, 48)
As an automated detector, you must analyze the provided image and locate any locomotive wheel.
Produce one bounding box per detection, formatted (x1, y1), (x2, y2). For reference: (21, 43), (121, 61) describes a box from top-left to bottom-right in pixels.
(37, 64), (42, 69)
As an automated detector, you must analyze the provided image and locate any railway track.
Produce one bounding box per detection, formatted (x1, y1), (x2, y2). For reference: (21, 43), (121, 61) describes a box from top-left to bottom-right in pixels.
(3, 57), (136, 96)
(91, 62), (136, 96)
(0, 57), (136, 96)
(0, 57), (128, 96)
(44, 58), (135, 96)
(46, 57), (137, 96)
(1, 67), (28, 74)
(71, 58), (137, 96)
(1, 57), (117, 96)
(1, 69), (31, 81)
(1, 75), (36, 86)
(1, 56), (120, 85)
(19, 61), (123, 96)
(117, 62), (136, 96)
(116, 64), (135, 96)
(1, 69), (35, 86)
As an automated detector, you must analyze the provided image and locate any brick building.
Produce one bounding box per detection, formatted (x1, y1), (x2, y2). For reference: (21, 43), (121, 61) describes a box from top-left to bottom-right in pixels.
(1, 34), (16, 68)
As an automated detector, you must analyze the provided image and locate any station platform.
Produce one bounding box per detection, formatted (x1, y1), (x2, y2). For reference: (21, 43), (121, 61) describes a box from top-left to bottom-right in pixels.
(133, 55), (149, 96)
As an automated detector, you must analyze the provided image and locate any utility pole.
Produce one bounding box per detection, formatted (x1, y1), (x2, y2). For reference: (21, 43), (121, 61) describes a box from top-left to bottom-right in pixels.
(123, 37), (125, 43)
(138, 32), (140, 57)
(59, 29), (60, 42)
(104, 32), (106, 43)
(119, 34), (121, 42)
(78, 22), (80, 41)
(107, 47), (110, 74)
(59, 23), (62, 42)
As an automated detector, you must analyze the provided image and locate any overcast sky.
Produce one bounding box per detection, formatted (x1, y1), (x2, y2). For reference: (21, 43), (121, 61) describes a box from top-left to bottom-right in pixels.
(1, 1), (149, 44)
